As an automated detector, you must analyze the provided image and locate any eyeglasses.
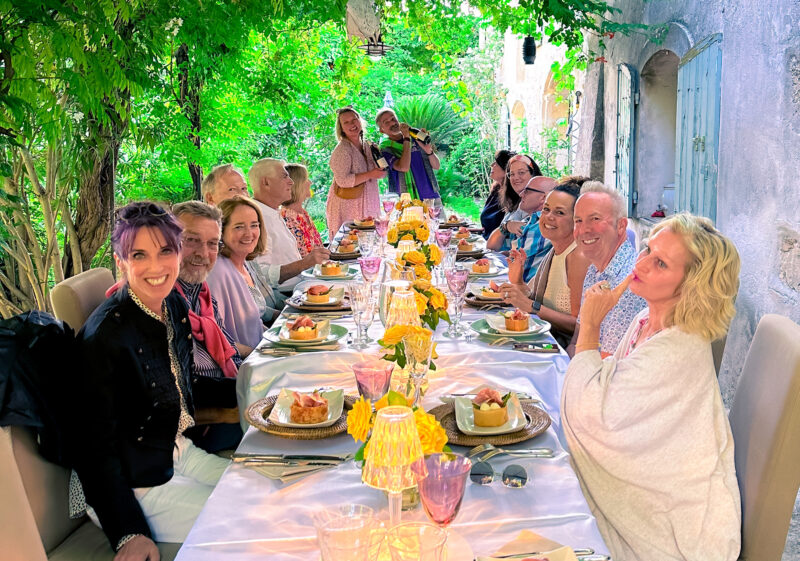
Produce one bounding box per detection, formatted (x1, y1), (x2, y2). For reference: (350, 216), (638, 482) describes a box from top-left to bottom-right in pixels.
(183, 236), (223, 253)
(469, 461), (528, 488)
(115, 202), (168, 222)
(522, 186), (546, 195)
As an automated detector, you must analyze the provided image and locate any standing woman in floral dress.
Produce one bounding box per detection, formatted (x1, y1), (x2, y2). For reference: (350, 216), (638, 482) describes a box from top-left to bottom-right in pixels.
(325, 106), (386, 238)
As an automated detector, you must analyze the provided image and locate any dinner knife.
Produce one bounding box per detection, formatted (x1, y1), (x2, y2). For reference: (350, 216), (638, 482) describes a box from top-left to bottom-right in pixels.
(232, 453), (350, 463)
(490, 548), (597, 559)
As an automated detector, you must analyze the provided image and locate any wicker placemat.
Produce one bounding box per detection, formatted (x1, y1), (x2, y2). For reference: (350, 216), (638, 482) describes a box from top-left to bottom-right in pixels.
(428, 401), (550, 446)
(285, 296), (351, 312)
(464, 292), (511, 309)
(246, 394), (356, 440)
(329, 251), (361, 261)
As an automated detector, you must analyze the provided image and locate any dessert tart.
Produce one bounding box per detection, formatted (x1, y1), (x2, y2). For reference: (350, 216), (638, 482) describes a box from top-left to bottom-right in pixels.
(472, 258), (490, 273)
(504, 308), (530, 331)
(290, 391), (329, 424)
(338, 240), (356, 253)
(472, 388), (510, 427)
(447, 214), (461, 223)
(481, 280), (502, 299)
(454, 226), (470, 239)
(354, 216), (375, 227)
(306, 285), (331, 303)
(320, 260), (341, 275)
(288, 315), (318, 340)
(457, 239), (473, 252)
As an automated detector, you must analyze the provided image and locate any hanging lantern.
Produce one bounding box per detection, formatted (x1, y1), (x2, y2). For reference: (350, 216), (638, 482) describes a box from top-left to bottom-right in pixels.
(522, 36), (537, 65)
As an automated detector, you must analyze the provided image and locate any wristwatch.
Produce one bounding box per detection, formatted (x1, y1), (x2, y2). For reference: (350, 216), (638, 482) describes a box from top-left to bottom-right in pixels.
(531, 300), (541, 312)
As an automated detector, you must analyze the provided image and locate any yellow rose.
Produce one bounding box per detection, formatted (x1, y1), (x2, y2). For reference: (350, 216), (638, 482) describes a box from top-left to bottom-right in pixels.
(414, 408), (448, 455)
(401, 234), (414, 241)
(414, 279), (432, 292)
(346, 396), (373, 443)
(382, 324), (412, 346)
(414, 263), (431, 280)
(397, 221), (413, 232)
(428, 243), (442, 265)
(429, 288), (447, 310)
(387, 228), (398, 244)
(404, 250), (427, 265)
(415, 225), (430, 242)
(414, 290), (429, 315)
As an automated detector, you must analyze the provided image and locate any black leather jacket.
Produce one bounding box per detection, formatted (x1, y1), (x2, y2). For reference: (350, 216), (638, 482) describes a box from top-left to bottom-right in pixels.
(73, 287), (193, 548)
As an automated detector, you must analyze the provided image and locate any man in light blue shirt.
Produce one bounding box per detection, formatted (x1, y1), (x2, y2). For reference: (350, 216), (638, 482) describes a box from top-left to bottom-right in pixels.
(570, 182), (646, 356)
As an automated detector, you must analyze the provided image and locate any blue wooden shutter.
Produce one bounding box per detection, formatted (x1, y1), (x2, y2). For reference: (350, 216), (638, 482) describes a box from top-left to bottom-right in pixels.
(675, 34), (722, 221)
(615, 64), (638, 217)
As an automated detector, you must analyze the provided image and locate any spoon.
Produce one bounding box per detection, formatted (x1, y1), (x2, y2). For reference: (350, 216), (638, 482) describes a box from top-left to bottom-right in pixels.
(466, 443), (554, 459)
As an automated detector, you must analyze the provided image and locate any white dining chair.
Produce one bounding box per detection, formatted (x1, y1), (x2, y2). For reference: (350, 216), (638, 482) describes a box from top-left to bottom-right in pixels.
(50, 267), (115, 331)
(728, 314), (800, 561)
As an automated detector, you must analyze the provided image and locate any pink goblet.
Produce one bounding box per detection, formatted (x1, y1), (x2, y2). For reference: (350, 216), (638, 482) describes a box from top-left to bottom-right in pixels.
(358, 256), (382, 284)
(375, 217), (390, 239)
(412, 453), (472, 548)
(351, 359), (394, 402)
(383, 199), (396, 215)
(435, 229), (452, 249)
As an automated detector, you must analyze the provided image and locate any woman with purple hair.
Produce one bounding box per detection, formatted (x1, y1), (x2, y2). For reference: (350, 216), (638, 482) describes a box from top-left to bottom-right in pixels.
(73, 202), (229, 560)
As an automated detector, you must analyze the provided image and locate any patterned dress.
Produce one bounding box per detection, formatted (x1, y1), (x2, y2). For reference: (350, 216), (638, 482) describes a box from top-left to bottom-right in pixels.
(281, 206), (323, 256)
(326, 138), (380, 237)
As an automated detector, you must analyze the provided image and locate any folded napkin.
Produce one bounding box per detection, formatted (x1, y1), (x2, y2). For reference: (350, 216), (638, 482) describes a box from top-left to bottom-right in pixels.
(248, 462), (336, 484)
(476, 530), (578, 561)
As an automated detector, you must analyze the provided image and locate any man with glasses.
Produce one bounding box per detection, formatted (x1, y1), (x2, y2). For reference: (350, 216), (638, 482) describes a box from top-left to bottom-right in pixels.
(507, 176), (558, 282)
(172, 201), (244, 453)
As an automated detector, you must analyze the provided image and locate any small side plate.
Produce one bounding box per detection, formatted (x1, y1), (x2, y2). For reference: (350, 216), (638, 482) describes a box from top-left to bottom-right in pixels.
(454, 395), (525, 436)
(268, 388), (345, 428)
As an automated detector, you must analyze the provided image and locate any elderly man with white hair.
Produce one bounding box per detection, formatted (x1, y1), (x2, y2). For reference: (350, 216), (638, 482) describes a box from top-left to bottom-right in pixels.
(201, 164), (249, 205)
(567, 182), (646, 357)
(249, 158), (330, 287)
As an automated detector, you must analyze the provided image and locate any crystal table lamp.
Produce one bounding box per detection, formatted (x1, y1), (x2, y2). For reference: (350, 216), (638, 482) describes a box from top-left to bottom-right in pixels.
(362, 406), (426, 527)
(385, 287), (422, 330)
(397, 239), (417, 255)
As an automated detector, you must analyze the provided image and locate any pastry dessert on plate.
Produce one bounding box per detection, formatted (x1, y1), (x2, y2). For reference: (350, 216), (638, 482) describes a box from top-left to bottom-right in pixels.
(290, 391), (329, 424)
(320, 260), (341, 275)
(454, 226), (470, 239)
(481, 280), (502, 299)
(447, 214), (461, 224)
(457, 239), (473, 252)
(338, 240), (356, 253)
(306, 285), (331, 303)
(504, 308), (530, 331)
(347, 229), (359, 242)
(288, 315), (317, 340)
(472, 388), (510, 427)
(472, 258), (490, 273)
(354, 216), (374, 227)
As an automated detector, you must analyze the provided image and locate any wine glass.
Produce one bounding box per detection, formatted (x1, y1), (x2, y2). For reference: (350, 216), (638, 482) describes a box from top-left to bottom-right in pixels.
(444, 267), (469, 338)
(403, 330), (434, 407)
(350, 282), (376, 349)
(411, 453), (472, 551)
(358, 256), (382, 286)
(424, 198), (442, 222)
(375, 216), (390, 239)
(434, 228), (452, 250)
(382, 193), (399, 216)
(357, 230), (377, 256)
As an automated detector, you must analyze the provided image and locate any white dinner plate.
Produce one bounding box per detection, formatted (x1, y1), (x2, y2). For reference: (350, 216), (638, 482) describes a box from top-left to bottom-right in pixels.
(485, 312), (551, 335)
(468, 282), (504, 300)
(454, 395), (526, 436)
(268, 388), (344, 428)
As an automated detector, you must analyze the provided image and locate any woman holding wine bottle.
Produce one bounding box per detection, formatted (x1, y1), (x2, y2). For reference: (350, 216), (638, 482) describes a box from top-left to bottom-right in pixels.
(326, 106), (386, 237)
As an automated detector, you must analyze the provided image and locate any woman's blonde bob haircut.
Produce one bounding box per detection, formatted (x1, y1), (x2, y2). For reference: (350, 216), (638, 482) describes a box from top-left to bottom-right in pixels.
(285, 163), (309, 206)
(651, 213), (740, 341)
(217, 196), (267, 261)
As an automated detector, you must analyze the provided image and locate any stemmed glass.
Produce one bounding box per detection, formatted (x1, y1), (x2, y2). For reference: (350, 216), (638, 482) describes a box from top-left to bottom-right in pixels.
(382, 193), (399, 217)
(357, 230), (378, 257)
(433, 229), (453, 284)
(444, 266), (469, 338)
(411, 453), (472, 554)
(358, 256), (382, 287)
(403, 330), (434, 407)
(349, 282), (376, 349)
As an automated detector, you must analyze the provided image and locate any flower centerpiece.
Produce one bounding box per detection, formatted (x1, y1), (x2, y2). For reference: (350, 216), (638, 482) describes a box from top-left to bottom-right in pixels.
(378, 324), (438, 370)
(347, 390), (450, 464)
(394, 247), (450, 330)
(386, 219), (429, 247)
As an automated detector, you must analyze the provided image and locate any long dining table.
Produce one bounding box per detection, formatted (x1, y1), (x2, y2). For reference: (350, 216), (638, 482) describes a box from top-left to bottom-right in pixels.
(175, 236), (610, 560)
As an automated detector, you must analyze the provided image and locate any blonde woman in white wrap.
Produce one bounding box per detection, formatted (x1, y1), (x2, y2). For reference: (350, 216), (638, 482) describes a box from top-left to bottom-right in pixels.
(562, 213), (742, 561)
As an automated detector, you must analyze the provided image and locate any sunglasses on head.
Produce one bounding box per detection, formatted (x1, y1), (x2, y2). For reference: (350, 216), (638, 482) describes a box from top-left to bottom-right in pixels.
(115, 203), (168, 223)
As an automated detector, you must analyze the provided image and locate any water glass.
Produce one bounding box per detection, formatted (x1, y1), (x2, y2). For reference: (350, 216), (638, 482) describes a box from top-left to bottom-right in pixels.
(350, 282), (376, 349)
(386, 521), (447, 561)
(312, 504), (384, 561)
(402, 331), (434, 406)
(444, 267), (469, 337)
(352, 359), (394, 401)
(358, 256), (382, 284)
(357, 230), (377, 256)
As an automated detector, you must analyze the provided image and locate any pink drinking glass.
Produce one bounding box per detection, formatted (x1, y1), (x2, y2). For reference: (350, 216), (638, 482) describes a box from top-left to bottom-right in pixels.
(435, 229), (452, 249)
(351, 359), (394, 402)
(383, 199), (396, 215)
(358, 256), (382, 284)
(444, 267), (469, 337)
(412, 453), (472, 541)
(375, 217), (390, 239)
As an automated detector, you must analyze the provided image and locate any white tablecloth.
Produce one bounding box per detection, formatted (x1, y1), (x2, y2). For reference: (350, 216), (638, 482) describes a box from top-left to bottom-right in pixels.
(176, 258), (607, 560)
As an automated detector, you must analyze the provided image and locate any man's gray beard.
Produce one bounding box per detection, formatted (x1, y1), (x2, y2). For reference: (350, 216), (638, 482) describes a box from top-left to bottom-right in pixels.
(179, 267), (209, 285)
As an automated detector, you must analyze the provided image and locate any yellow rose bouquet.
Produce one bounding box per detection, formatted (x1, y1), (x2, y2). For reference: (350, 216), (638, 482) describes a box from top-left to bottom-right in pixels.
(377, 324), (438, 370)
(347, 390), (450, 464)
(395, 246), (450, 330)
(386, 219), (430, 247)
(394, 198), (429, 214)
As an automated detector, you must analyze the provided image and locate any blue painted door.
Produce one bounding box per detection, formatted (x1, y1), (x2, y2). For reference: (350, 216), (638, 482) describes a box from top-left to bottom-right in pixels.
(675, 34), (722, 222)
(615, 64), (638, 217)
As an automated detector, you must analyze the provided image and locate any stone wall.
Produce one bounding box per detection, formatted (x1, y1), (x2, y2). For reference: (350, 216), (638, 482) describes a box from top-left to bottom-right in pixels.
(573, 0), (800, 407)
